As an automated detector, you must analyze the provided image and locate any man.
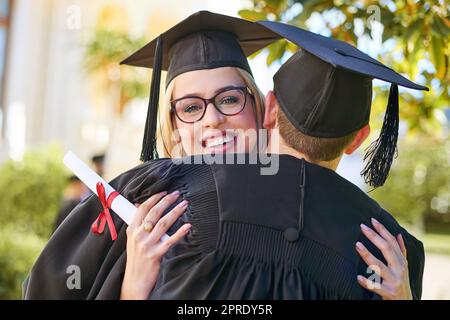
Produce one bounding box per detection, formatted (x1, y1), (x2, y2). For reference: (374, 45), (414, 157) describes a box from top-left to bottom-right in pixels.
(147, 22), (426, 300)
(53, 175), (89, 231)
(91, 154), (105, 178)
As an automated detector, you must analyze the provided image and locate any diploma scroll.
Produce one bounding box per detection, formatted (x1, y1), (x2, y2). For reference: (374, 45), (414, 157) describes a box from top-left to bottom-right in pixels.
(63, 151), (169, 242)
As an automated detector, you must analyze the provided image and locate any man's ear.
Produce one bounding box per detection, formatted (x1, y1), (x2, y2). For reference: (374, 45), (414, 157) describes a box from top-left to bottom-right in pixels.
(344, 124), (370, 155)
(263, 90), (279, 129)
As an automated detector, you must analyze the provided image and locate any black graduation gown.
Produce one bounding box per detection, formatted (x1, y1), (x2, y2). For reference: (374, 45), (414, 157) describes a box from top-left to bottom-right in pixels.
(23, 155), (425, 300)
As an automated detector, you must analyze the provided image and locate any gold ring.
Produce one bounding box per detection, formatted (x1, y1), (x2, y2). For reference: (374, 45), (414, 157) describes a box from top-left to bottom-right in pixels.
(143, 220), (154, 233)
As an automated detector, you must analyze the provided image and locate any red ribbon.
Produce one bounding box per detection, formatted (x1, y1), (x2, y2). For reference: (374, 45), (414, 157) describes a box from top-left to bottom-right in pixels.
(91, 182), (119, 241)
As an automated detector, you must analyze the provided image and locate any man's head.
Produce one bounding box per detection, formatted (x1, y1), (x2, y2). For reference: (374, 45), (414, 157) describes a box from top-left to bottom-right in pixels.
(257, 20), (427, 187)
(263, 90), (370, 169)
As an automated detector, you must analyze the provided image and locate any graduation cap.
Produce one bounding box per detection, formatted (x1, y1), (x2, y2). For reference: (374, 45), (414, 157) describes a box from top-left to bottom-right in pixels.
(120, 11), (280, 161)
(257, 20), (429, 188)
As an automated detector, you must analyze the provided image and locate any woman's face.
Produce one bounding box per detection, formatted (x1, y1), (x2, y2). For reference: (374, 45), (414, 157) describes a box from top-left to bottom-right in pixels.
(171, 67), (258, 156)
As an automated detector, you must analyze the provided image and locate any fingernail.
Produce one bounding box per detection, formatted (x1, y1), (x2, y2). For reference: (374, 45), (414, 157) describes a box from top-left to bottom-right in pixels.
(184, 223), (192, 231)
(171, 190), (180, 196)
(356, 241), (365, 251)
(357, 275), (364, 282)
(360, 224), (370, 232)
(178, 200), (188, 208)
(371, 218), (380, 226)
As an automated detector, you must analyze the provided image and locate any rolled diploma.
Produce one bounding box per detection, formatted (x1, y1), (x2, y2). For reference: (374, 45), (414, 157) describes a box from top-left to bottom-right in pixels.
(63, 151), (169, 241)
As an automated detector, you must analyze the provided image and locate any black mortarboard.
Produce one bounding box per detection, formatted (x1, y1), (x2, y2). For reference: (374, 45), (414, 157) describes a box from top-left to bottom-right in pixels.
(120, 11), (280, 162)
(257, 20), (429, 188)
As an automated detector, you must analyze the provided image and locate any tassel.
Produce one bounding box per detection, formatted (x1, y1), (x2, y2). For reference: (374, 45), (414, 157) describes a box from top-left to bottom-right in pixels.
(140, 36), (163, 162)
(361, 84), (399, 188)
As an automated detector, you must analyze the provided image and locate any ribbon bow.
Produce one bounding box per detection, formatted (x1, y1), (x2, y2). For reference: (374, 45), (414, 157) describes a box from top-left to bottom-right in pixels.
(91, 182), (119, 241)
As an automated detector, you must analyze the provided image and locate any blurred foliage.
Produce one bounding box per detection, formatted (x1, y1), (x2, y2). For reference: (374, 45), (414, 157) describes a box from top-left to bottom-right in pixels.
(0, 144), (69, 299)
(0, 225), (46, 299)
(239, 0), (449, 136)
(370, 137), (449, 227)
(0, 144), (68, 238)
(84, 30), (150, 114)
(422, 233), (450, 255)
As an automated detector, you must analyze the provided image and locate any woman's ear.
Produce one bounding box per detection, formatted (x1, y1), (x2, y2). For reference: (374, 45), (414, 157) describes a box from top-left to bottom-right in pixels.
(263, 90), (279, 130)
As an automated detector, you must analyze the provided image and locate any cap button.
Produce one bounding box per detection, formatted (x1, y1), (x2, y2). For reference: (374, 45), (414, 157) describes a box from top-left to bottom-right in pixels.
(284, 227), (299, 242)
(334, 48), (347, 56)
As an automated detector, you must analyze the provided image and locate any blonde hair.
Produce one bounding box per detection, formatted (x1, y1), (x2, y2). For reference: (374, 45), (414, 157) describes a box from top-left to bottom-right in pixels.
(156, 68), (265, 158)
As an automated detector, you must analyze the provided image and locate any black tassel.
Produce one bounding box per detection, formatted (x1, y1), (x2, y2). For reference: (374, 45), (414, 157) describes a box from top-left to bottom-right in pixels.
(361, 84), (399, 188)
(140, 36), (163, 162)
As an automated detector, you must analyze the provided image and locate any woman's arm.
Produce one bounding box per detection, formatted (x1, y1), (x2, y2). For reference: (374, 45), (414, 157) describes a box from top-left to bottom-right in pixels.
(356, 218), (412, 300)
(120, 191), (191, 300)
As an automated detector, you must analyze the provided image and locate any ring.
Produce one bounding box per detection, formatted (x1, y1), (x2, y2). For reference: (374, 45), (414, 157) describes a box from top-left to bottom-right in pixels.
(143, 220), (154, 233)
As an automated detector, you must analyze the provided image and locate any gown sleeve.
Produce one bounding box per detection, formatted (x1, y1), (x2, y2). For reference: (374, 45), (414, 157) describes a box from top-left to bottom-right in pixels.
(377, 209), (425, 300)
(23, 159), (177, 299)
(399, 226), (425, 300)
(354, 207), (426, 300)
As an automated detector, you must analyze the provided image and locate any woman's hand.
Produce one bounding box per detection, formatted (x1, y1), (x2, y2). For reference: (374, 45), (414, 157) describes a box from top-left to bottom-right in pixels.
(355, 218), (412, 300)
(120, 190), (191, 300)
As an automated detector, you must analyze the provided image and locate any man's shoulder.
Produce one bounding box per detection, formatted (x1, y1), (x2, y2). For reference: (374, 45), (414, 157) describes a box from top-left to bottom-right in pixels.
(304, 160), (382, 215)
(109, 158), (178, 187)
(377, 208), (424, 249)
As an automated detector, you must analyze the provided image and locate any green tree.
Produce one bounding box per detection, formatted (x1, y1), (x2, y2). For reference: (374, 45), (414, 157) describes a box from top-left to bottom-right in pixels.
(84, 30), (150, 114)
(370, 137), (449, 228)
(239, 0), (449, 136)
(0, 226), (46, 299)
(0, 144), (68, 238)
(0, 144), (69, 299)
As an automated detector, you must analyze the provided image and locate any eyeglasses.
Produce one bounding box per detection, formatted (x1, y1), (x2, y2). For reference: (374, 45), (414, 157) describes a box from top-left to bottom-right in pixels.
(170, 86), (253, 123)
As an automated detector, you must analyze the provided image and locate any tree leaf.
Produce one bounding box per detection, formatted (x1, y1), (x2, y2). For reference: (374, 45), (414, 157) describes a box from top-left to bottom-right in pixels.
(266, 40), (287, 65)
(404, 19), (424, 40)
(430, 35), (446, 78)
(296, 0), (333, 23)
(238, 9), (268, 22)
(431, 16), (450, 38)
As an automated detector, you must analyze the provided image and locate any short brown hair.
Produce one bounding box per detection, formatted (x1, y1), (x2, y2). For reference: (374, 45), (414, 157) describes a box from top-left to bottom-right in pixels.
(277, 109), (357, 162)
